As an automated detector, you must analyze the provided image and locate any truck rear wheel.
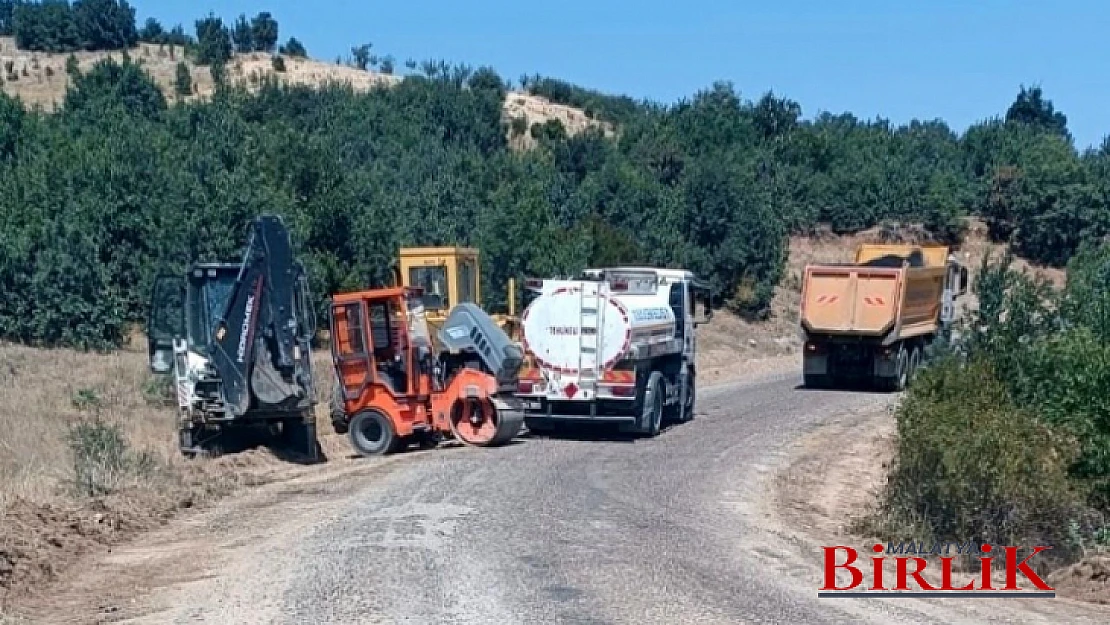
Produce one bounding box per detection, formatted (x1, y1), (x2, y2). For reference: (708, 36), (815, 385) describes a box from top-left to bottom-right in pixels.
(641, 371), (664, 437)
(804, 374), (832, 389)
(349, 409), (403, 457)
(878, 345), (909, 392)
(908, 345), (922, 385)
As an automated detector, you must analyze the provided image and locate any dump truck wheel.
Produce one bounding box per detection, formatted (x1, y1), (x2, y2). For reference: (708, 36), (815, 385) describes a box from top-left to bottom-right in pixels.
(908, 346), (922, 384)
(881, 345), (909, 392)
(641, 372), (664, 437)
(348, 409), (402, 457)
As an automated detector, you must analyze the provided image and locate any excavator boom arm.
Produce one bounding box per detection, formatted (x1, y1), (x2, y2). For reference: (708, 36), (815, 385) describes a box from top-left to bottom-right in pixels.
(209, 215), (308, 416)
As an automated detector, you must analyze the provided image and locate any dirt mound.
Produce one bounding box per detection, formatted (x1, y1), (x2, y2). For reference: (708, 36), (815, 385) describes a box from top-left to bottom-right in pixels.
(0, 490), (179, 608)
(1049, 556), (1110, 604)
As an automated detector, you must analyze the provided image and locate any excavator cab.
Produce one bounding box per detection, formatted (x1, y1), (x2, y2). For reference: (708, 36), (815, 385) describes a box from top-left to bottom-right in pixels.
(148, 263), (316, 372)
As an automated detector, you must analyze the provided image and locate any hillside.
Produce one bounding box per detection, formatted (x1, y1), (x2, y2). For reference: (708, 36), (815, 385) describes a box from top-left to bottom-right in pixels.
(0, 36), (608, 149)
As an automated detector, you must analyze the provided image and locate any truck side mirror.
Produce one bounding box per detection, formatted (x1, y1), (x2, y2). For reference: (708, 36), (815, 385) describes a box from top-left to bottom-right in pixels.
(693, 290), (714, 326)
(148, 275), (186, 374)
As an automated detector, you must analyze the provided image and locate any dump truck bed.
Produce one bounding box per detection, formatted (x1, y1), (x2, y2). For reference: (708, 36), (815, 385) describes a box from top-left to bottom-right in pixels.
(800, 245), (949, 341)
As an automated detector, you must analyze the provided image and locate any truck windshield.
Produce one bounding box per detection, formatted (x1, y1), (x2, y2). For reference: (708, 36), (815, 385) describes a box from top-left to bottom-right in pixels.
(185, 271), (238, 353)
(409, 266), (448, 311)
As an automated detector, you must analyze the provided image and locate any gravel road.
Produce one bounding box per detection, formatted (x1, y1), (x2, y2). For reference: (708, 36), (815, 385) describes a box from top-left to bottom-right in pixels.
(19, 370), (1110, 624)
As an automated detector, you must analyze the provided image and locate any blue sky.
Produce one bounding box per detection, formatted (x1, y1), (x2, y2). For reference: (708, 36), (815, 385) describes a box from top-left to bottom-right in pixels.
(144, 1), (1109, 149)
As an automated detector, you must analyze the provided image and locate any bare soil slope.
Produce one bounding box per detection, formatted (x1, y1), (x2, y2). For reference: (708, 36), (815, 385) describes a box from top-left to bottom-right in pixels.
(0, 37), (607, 148)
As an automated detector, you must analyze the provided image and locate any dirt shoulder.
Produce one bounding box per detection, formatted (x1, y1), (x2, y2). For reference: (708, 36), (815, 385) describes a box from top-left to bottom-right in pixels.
(768, 399), (1110, 610)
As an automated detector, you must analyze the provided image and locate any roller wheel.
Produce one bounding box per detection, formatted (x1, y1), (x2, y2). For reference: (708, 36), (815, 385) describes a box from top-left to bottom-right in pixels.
(348, 409), (402, 457)
(450, 399), (523, 447)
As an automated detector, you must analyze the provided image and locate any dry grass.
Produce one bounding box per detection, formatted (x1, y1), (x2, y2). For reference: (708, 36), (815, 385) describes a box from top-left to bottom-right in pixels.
(0, 37), (603, 149)
(0, 340), (178, 507)
(0, 336), (345, 608)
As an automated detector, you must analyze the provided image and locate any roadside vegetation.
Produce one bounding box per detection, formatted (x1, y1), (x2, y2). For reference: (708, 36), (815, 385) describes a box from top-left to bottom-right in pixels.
(873, 246), (1110, 569)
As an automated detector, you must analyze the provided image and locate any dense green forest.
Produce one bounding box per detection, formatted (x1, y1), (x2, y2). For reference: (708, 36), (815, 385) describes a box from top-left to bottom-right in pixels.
(0, 1), (1108, 351)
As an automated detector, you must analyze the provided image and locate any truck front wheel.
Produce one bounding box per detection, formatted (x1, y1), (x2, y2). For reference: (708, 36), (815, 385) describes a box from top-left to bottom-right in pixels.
(664, 372), (695, 424)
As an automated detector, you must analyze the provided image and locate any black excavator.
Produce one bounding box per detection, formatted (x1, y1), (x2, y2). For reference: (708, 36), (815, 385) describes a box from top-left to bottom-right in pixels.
(147, 215), (320, 461)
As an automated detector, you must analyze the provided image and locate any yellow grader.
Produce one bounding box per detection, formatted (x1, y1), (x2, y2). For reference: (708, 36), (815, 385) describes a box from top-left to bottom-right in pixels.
(395, 246), (521, 345)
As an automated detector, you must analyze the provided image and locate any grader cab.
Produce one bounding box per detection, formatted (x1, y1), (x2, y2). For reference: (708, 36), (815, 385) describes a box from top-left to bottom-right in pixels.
(396, 247), (520, 344)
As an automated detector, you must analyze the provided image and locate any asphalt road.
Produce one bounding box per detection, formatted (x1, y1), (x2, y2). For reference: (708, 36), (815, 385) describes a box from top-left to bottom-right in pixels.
(50, 371), (1106, 625)
(266, 372), (899, 624)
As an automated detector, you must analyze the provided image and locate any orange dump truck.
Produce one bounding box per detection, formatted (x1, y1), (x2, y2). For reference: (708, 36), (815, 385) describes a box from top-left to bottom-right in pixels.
(799, 244), (969, 391)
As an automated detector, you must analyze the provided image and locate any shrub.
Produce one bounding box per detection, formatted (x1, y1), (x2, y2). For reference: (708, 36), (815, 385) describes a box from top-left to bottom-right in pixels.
(66, 418), (156, 497)
(1009, 327), (1110, 508)
(174, 60), (191, 96)
(876, 357), (1093, 562)
(140, 375), (173, 407)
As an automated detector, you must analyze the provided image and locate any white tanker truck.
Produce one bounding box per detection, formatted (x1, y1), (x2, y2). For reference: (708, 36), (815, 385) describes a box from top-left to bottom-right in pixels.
(515, 268), (713, 436)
